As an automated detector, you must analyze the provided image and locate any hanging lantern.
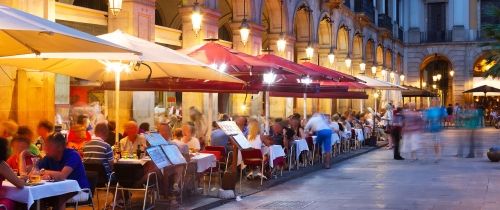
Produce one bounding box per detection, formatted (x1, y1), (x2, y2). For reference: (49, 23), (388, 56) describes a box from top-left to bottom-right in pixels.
(436, 73), (442, 81)
(277, 33), (287, 53)
(374, 92), (379, 99)
(371, 66), (377, 75)
(432, 84), (437, 89)
(449, 70), (455, 77)
(239, 19), (250, 46)
(305, 44), (314, 59)
(359, 62), (366, 73)
(390, 71), (395, 79)
(191, 0), (202, 36)
(422, 82), (427, 88)
(381, 68), (387, 75)
(399, 74), (405, 82)
(344, 56), (352, 68)
(108, 0), (123, 16)
(432, 75), (437, 82)
(328, 48), (335, 66)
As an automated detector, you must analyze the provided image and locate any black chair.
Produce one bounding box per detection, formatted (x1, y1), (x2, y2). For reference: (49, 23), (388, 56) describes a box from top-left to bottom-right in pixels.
(112, 162), (159, 210)
(66, 170), (97, 210)
(84, 162), (115, 209)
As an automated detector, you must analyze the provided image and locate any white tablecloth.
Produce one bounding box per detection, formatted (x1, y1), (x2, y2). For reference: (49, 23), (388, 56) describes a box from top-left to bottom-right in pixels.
(265, 145), (285, 168)
(0, 180), (81, 208)
(293, 139), (309, 160)
(354, 129), (365, 141)
(116, 158), (150, 165)
(191, 153), (216, 173)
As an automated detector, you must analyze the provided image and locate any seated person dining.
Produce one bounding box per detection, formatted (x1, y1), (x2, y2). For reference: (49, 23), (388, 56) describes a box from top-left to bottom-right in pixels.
(210, 121), (229, 149)
(37, 132), (90, 209)
(0, 137), (26, 210)
(6, 136), (36, 174)
(82, 122), (114, 180)
(182, 123), (200, 153)
(67, 114), (91, 151)
(35, 119), (54, 153)
(119, 121), (147, 156)
(270, 120), (294, 149)
(172, 128), (190, 157)
(16, 125), (41, 156)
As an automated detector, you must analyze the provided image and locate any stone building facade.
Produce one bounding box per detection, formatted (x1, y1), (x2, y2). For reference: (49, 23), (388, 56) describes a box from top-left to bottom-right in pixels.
(0, 0), (495, 129)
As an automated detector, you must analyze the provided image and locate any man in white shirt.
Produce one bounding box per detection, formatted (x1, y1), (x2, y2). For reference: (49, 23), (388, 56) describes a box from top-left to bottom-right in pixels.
(119, 121), (147, 155)
(305, 113), (333, 169)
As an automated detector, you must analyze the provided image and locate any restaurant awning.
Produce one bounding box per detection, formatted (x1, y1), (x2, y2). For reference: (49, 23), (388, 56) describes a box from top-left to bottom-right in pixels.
(319, 81), (371, 89)
(355, 75), (407, 90)
(0, 30), (243, 83)
(258, 54), (324, 79)
(301, 62), (358, 82)
(402, 85), (437, 97)
(0, 5), (135, 57)
(98, 78), (349, 93)
(270, 91), (368, 99)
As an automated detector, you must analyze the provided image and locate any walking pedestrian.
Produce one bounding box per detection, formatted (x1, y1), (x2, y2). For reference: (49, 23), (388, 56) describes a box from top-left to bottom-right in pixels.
(424, 99), (446, 162)
(402, 103), (424, 160)
(391, 107), (404, 160)
(305, 113), (332, 169)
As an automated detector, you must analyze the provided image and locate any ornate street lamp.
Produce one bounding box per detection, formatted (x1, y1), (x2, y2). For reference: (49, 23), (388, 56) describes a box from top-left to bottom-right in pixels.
(359, 62), (366, 73)
(344, 55), (352, 68)
(305, 7), (314, 59)
(240, 0), (250, 46)
(108, 0), (123, 16)
(276, 0), (286, 53)
(191, 0), (202, 36)
(371, 65), (377, 76)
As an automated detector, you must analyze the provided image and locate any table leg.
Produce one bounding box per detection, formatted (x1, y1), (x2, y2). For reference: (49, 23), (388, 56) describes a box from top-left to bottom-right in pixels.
(36, 200), (40, 210)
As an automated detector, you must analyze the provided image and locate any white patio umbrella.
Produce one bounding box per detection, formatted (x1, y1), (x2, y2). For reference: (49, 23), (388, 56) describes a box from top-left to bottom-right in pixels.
(0, 30), (243, 145)
(0, 5), (134, 56)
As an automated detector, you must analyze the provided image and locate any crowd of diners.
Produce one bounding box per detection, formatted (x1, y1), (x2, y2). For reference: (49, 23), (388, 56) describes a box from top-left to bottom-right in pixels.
(0, 104), (377, 209)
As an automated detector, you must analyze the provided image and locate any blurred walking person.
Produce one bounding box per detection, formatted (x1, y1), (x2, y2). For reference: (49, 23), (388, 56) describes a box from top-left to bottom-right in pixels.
(391, 107), (404, 160)
(424, 99), (446, 162)
(402, 103), (424, 160)
(305, 113), (332, 169)
(462, 104), (481, 158)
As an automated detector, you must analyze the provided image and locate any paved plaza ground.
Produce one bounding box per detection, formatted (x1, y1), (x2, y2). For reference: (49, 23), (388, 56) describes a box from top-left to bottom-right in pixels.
(214, 128), (500, 210)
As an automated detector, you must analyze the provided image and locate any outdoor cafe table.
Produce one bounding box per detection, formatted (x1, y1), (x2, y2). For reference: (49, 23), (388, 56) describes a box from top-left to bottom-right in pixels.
(354, 128), (365, 142)
(290, 139), (309, 170)
(0, 180), (80, 209)
(190, 153), (216, 173)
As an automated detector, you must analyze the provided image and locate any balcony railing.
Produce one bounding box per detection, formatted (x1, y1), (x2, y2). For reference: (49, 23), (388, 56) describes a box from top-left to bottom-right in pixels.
(420, 30), (452, 43)
(378, 14), (393, 32)
(354, 0), (375, 23)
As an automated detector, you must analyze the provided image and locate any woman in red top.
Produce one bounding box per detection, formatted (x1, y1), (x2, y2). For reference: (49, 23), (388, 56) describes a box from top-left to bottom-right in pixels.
(6, 136), (35, 173)
(67, 114), (91, 152)
(0, 138), (26, 209)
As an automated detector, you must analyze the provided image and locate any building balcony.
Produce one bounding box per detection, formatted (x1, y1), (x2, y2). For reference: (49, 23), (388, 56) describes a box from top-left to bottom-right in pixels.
(378, 14), (393, 32)
(354, 0), (375, 23)
(420, 30), (452, 43)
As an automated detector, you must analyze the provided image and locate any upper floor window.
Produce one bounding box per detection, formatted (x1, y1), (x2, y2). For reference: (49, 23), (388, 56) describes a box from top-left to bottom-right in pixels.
(69, 0), (107, 12)
(426, 2), (447, 42)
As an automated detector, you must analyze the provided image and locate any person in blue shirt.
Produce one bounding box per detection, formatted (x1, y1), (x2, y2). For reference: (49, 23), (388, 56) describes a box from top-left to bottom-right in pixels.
(424, 99), (446, 162)
(38, 132), (90, 209)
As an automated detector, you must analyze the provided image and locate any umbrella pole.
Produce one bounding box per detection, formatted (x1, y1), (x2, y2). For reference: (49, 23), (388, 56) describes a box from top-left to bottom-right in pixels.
(303, 93), (307, 120)
(115, 70), (120, 148)
(265, 91), (270, 134)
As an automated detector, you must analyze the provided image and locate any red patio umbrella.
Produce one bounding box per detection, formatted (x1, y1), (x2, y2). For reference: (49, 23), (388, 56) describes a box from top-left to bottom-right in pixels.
(301, 62), (359, 82)
(270, 91), (368, 99)
(320, 81), (371, 90)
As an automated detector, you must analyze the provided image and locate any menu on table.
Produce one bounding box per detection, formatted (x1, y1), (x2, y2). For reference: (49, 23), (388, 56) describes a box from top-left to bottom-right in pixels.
(146, 146), (171, 169)
(161, 144), (187, 165)
(216, 121), (252, 150)
(145, 132), (168, 146)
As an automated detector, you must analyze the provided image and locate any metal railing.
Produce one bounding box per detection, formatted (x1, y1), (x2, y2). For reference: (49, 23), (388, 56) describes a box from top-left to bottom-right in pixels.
(378, 14), (393, 32)
(420, 30), (452, 43)
(354, 0), (375, 23)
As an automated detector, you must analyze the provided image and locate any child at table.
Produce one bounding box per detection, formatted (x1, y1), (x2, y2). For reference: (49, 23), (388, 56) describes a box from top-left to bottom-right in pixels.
(7, 136), (37, 175)
(0, 137), (27, 209)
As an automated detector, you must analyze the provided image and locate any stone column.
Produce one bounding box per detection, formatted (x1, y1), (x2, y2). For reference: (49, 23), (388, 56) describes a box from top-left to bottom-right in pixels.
(107, 0), (156, 129)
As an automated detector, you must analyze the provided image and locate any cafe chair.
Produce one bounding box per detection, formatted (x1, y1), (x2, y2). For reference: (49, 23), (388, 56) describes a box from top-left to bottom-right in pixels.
(204, 146), (231, 172)
(199, 150), (222, 192)
(113, 164), (159, 210)
(239, 149), (266, 193)
(84, 162), (116, 209)
(66, 170), (97, 210)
